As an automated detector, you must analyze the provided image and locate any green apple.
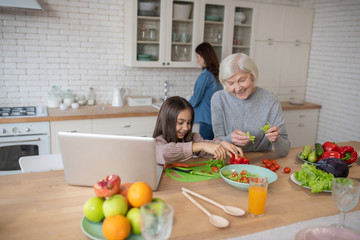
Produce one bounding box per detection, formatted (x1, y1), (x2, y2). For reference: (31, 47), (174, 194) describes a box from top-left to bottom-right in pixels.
(103, 194), (128, 217)
(126, 207), (141, 235)
(83, 196), (105, 222)
(150, 198), (166, 216)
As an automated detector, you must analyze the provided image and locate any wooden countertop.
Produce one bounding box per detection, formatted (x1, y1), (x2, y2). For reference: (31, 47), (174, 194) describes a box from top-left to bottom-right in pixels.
(0, 102), (321, 124)
(0, 141), (358, 240)
(0, 104), (159, 123)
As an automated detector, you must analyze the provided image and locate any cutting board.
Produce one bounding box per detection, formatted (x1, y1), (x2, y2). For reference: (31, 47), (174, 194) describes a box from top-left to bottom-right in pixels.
(165, 161), (221, 182)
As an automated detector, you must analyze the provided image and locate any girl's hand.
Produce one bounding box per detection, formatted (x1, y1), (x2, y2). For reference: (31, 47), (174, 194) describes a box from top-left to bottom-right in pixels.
(231, 129), (250, 146)
(195, 142), (227, 160)
(265, 126), (281, 142)
(220, 141), (244, 159)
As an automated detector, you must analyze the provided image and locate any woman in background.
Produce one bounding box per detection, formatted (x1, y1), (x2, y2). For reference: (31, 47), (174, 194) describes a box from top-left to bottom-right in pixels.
(189, 42), (223, 140)
(153, 96), (243, 165)
(211, 53), (290, 157)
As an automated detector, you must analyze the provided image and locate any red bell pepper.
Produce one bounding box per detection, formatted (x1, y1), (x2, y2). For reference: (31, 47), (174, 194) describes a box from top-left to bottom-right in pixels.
(322, 141), (339, 152)
(230, 153), (250, 165)
(339, 146), (358, 164)
(318, 151), (341, 160)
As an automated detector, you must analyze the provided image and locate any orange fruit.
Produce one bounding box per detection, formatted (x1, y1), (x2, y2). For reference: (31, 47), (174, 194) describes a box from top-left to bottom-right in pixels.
(127, 182), (153, 208)
(102, 215), (130, 240)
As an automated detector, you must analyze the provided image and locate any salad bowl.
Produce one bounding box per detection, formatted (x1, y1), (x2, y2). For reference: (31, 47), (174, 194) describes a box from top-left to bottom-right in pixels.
(220, 164), (278, 191)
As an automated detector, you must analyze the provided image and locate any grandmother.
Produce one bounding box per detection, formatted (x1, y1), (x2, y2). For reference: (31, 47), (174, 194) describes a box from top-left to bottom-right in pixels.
(210, 53), (290, 157)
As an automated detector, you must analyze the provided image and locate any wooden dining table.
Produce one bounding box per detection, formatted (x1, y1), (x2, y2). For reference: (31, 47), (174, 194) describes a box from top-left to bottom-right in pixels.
(1, 141), (359, 239)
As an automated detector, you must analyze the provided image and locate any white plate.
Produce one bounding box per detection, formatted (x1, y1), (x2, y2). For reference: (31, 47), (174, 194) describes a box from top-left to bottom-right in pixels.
(295, 226), (360, 240)
(290, 173), (331, 193)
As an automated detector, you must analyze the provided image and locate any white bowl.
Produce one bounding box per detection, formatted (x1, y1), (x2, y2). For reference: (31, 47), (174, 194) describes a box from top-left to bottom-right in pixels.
(59, 103), (67, 111)
(71, 103), (79, 109)
(173, 3), (192, 19)
(139, 2), (156, 12)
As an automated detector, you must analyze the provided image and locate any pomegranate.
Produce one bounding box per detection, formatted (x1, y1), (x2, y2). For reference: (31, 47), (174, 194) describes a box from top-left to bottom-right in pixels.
(93, 175), (121, 198)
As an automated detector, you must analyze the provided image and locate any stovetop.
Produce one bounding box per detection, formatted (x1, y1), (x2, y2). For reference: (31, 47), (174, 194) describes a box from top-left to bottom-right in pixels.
(0, 106), (47, 117)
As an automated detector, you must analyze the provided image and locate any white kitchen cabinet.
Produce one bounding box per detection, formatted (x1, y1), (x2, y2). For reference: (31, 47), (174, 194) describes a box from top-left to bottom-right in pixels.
(283, 109), (319, 148)
(50, 120), (92, 154)
(124, 0), (200, 68)
(253, 4), (313, 103)
(92, 116), (157, 137)
(255, 4), (313, 43)
(198, 0), (256, 61)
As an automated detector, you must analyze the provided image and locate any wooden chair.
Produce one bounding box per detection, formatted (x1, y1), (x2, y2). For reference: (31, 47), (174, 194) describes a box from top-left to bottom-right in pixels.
(19, 154), (63, 173)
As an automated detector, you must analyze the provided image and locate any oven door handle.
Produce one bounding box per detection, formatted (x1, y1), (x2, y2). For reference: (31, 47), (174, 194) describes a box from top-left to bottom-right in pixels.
(1, 138), (41, 144)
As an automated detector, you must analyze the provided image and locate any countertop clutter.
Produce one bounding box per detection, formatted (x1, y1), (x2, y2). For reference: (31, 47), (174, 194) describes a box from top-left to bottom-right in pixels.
(0, 102), (320, 124)
(0, 142), (358, 239)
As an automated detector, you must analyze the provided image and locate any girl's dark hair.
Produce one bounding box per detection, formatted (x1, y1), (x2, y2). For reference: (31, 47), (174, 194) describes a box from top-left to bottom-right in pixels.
(195, 42), (220, 82)
(152, 96), (194, 143)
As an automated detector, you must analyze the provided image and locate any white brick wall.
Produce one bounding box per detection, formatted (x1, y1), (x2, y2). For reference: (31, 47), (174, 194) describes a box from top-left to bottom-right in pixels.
(1, 0), (359, 143)
(300, 0), (360, 142)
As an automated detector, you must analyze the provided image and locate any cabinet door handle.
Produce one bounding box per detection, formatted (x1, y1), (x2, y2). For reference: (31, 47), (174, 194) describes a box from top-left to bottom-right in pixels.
(167, 62), (170, 65)
(68, 130), (77, 132)
(268, 42), (273, 45)
(162, 62), (165, 65)
(299, 115), (305, 118)
(298, 124), (304, 127)
(123, 125), (131, 128)
(268, 38), (273, 41)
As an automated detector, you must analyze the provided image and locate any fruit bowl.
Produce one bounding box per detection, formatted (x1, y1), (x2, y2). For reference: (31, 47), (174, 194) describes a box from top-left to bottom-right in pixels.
(220, 164), (278, 191)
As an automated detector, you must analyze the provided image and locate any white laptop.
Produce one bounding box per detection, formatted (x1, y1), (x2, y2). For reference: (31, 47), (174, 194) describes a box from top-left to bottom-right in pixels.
(58, 132), (163, 191)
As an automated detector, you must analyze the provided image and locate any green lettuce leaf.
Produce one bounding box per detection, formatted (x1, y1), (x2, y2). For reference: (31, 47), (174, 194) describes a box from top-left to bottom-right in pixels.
(294, 163), (334, 193)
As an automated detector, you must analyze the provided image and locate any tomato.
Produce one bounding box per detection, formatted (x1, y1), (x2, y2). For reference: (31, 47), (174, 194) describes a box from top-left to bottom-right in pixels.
(265, 162), (272, 168)
(270, 166), (277, 172)
(211, 166), (219, 173)
(262, 159), (269, 164)
(243, 158), (250, 164)
(284, 167), (291, 174)
(240, 177), (249, 183)
(207, 172), (213, 174)
(230, 154), (250, 165)
(270, 159), (276, 165)
(232, 172), (238, 177)
(274, 163), (280, 170)
(240, 170), (247, 175)
(201, 170), (205, 173)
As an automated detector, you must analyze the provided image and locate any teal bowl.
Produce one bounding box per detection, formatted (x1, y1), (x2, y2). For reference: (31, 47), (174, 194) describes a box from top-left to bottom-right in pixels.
(220, 164), (278, 191)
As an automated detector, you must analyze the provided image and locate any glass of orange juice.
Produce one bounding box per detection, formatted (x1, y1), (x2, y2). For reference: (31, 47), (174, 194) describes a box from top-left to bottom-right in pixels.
(248, 177), (268, 217)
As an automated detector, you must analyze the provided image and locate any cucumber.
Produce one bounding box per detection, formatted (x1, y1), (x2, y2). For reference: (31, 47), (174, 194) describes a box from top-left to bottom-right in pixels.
(314, 143), (324, 157)
(299, 145), (312, 160)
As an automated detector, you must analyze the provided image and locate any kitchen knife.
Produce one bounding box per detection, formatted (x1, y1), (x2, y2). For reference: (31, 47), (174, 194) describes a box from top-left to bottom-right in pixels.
(169, 167), (218, 178)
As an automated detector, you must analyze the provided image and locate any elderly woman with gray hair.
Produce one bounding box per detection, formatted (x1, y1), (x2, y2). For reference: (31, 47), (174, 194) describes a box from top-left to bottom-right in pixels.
(210, 53), (290, 157)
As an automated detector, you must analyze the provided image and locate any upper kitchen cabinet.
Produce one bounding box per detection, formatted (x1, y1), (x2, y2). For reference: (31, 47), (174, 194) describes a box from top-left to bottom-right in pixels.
(198, 0), (229, 61)
(255, 4), (313, 43)
(124, 0), (199, 68)
(227, 1), (257, 58)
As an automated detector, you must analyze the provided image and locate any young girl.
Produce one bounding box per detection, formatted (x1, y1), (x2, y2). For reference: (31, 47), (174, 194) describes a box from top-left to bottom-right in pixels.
(153, 96), (243, 165)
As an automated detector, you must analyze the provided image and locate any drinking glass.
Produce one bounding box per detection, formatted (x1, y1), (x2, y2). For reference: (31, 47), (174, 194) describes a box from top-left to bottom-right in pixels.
(140, 202), (174, 240)
(248, 177), (268, 217)
(331, 178), (360, 228)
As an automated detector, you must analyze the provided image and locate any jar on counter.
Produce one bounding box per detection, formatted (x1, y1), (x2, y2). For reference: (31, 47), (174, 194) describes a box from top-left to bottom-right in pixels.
(88, 87), (96, 106)
(63, 89), (74, 106)
(47, 86), (62, 108)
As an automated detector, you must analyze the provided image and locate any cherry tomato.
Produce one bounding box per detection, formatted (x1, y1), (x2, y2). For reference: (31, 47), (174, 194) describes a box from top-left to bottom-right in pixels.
(243, 158), (250, 164)
(265, 162), (272, 168)
(284, 167), (291, 174)
(262, 159), (269, 164)
(270, 166), (277, 172)
(201, 170), (205, 173)
(211, 166), (219, 173)
(270, 159), (276, 165)
(240, 170), (247, 175)
(207, 172), (213, 175)
(274, 163), (280, 170)
(232, 172), (238, 177)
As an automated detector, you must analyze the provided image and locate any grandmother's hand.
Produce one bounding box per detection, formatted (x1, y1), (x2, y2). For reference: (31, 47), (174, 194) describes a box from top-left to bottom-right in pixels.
(265, 126), (281, 142)
(231, 129), (251, 147)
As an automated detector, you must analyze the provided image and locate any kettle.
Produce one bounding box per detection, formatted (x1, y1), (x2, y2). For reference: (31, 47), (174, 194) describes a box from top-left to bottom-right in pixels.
(112, 87), (129, 107)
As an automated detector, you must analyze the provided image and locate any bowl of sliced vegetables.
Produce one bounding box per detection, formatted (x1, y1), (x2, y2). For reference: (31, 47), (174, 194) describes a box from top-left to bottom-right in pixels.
(220, 165), (278, 191)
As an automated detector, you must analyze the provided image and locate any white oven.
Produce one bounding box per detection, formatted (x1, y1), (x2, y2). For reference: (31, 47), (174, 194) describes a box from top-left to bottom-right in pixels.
(0, 107), (50, 175)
